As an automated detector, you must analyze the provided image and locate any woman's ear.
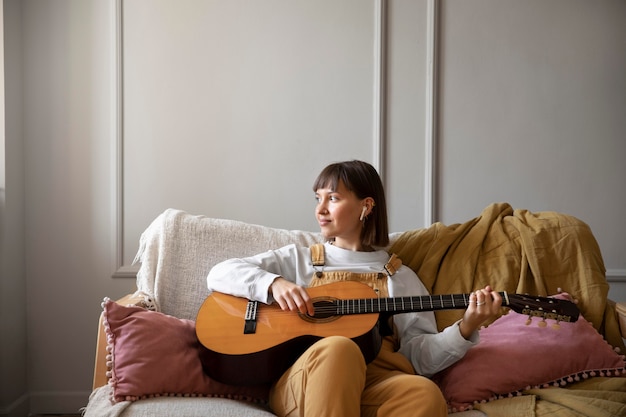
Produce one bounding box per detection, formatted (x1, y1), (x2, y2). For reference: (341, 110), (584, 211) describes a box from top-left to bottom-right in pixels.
(359, 206), (368, 221)
(360, 197), (376, 221)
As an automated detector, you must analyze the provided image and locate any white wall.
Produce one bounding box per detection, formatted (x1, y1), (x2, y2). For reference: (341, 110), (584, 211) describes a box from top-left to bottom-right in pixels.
(9, 0), (135, 414)
(2, 0), (625, 414)
(436, 0), (626, 301)
(119, 0), (438, 266)
(122, 0), (379, 263)
(1, 0), (28, 416)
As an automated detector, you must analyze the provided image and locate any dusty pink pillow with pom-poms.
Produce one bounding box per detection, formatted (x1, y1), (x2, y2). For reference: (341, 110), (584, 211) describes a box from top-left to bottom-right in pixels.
(102, 299), (269, 403)
(432, 295), (625, 412)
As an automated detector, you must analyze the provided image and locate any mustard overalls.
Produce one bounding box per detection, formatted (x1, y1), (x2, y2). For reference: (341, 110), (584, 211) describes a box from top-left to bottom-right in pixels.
(268, 244), (448, 417)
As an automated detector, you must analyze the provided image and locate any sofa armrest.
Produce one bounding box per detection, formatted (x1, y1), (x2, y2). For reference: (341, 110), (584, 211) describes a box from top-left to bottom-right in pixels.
(92, 292), (155, 389)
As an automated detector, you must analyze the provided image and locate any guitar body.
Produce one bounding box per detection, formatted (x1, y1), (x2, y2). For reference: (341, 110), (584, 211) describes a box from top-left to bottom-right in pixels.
(196, 281), (382, 386)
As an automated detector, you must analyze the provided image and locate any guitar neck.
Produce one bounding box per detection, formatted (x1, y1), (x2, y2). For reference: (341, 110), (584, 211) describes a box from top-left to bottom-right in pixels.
(333, 292), (509, 316)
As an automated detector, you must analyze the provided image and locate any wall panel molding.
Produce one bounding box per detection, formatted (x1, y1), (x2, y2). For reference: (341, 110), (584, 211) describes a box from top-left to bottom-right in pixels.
(424, 0), (439, 226)
(111, 0), (387, 277)
(110, 1), (621, 282)
(111, 0), (127, 278)
(373, 0), (386, 178)
(607, 269), (626, 283)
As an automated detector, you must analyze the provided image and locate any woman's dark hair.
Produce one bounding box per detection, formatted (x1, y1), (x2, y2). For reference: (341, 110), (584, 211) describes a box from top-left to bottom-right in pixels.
(312, 160), (389, 247)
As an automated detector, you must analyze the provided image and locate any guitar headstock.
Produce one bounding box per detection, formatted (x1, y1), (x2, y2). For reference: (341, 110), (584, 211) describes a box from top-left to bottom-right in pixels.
(506, 294), (580, 325)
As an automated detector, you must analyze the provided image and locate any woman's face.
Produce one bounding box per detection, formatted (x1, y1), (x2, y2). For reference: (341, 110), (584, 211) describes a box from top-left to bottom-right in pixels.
(314, 179), (367, 250)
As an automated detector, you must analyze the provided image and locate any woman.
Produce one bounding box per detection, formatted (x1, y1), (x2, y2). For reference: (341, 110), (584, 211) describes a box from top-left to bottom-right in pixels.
(207, 160), (502, 417)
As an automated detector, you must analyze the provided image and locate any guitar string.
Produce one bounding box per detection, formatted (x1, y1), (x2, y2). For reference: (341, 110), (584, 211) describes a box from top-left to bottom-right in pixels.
(294, 305), (560, 317)
(249, 302), (567, 322)
(248, 294), (564, 316)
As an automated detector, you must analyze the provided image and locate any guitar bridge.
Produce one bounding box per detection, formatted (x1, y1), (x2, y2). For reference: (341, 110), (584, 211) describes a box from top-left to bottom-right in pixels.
(244, 300), (258, 334)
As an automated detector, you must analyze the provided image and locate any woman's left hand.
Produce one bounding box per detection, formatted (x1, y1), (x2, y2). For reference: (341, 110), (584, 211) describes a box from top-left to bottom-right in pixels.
(459, 285), (502, 339)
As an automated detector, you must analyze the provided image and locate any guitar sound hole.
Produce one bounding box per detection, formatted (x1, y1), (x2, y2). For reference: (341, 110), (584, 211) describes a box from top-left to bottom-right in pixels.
(312, 300), (337, 319)
(298, 299), (339, 323)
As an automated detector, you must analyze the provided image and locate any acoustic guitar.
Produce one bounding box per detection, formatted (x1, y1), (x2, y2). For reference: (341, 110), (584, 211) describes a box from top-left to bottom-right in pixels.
(195, 280), (579, 386)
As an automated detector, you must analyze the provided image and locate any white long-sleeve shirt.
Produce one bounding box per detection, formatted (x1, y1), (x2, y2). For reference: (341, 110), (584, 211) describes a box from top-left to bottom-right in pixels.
(206, 242), (477, 377)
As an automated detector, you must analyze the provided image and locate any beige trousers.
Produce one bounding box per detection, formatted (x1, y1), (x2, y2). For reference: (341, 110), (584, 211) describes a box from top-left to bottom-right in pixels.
(268, 335), (448, 417)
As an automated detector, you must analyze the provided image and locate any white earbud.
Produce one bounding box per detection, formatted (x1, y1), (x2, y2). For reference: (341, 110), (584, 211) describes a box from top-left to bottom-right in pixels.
(359, 206), (368, 221)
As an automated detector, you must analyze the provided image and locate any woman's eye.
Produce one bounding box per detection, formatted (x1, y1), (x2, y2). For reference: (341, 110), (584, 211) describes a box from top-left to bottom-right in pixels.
(314, 194), (338, 203)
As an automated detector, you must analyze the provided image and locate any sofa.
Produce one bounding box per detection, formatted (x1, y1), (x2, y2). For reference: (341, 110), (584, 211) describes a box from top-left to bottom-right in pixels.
(83, 203), (626, 417)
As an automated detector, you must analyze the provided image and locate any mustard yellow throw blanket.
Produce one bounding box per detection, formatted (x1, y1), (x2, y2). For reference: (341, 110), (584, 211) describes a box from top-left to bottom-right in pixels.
(390, 203), (626, 417)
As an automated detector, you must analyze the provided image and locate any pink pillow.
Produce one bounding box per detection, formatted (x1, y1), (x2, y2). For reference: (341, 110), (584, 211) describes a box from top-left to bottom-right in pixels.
(433, 296), (625, 412)
(103, 299), (269, 403)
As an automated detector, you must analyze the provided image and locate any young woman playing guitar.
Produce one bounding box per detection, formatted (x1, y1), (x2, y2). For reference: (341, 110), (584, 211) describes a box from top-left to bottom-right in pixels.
(206, 160), (502, 417)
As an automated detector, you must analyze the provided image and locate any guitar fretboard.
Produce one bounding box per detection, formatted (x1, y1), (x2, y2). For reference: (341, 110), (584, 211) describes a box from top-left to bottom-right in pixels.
(333, 292), (509, 315)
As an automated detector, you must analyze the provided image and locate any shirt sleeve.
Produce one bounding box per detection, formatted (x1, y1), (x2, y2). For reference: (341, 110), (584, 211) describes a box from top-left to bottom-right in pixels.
(396, 314), (478, 377)
(206, 244), (303, 304)
(390, 266), (479, 377)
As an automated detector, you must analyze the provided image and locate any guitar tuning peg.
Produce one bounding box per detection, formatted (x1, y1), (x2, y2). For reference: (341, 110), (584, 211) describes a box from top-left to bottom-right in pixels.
(525, 317), (532, 326)
(538, 318), (547, 328)
(551, 322), (561, 330)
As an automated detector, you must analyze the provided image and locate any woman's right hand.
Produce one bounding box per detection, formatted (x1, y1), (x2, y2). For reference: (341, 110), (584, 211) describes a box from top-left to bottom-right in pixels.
(269, 277), (315, 316)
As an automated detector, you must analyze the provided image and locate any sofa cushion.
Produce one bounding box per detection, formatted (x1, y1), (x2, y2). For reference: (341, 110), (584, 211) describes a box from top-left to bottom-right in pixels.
(433, 294), (626, 412)
(103, 299), (270, 403)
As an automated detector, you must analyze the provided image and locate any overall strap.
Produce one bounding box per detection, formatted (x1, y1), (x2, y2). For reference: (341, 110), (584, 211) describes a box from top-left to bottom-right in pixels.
(310, 243), (325, 266)
(309, 243), (403, 277)
(384, 254), (402, 277)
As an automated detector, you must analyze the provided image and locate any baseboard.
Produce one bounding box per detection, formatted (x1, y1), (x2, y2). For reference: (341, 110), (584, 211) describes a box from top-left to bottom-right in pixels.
(0, 394), (29, 417)
(28, 391), (91, 415)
